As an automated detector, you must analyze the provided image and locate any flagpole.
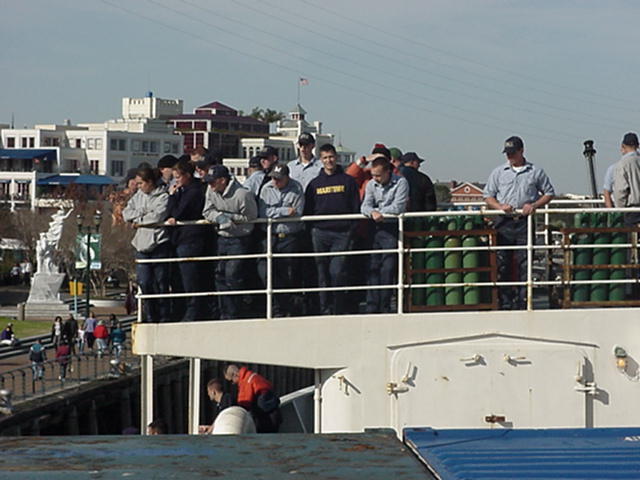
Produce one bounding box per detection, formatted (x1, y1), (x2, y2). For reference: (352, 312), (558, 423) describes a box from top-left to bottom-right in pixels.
(297, 79), (301, 105)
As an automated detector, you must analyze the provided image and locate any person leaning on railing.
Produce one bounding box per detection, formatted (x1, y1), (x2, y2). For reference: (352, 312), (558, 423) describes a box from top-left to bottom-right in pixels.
(202, 165), (258, 320)
(361, 156), (409, 314)
(123, 166), (171, 323)
(166, 160), (206, 322)
(483, 136), (555, 310)
(257, 164), (305, 318)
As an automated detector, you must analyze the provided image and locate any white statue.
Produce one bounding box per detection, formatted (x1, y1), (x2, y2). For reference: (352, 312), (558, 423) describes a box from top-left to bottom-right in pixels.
(35, 208), (71, 275)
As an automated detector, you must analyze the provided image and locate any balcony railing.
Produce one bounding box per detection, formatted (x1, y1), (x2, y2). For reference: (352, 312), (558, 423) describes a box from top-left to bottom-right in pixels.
(135, 200), (640, 320)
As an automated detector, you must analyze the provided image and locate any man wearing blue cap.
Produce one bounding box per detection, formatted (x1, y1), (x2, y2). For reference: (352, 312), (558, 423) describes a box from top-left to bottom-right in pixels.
(203, 165), (257, 319)
(484, 136), (555, 310)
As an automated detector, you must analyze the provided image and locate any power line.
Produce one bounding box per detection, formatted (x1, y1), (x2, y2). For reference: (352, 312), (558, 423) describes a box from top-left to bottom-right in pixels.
(300, 0), (636, 108)
(149, 0), (600, 141)
(98, 0), (609, 149)
(181, 0), (630, 132)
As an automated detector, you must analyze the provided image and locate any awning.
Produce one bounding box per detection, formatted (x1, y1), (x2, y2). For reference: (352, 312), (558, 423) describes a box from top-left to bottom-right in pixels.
(0, 148), (57, 162)
(37, 174), (117, 186)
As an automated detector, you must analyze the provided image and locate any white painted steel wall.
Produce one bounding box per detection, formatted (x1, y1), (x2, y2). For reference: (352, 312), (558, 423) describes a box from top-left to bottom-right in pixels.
(133, 308), (640, 434)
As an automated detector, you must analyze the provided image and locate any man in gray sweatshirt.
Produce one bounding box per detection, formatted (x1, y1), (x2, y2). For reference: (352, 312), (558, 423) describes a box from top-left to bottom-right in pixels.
(203, 165), (258, 319)
(613, 132), (640, 226)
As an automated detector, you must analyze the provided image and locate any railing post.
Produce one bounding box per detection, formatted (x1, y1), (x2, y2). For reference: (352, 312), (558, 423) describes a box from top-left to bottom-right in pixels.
(527, 213), (534, 311)
(137, 285), (143, 324)
(188, 357), (201, 435)
(266, 220), (273, 320)
(140, 354), (154, 435)
(397, 215), (404, 314)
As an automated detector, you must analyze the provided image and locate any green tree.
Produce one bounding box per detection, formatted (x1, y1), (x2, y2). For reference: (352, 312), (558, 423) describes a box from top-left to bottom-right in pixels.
(435, 183), (452, 204)
(246, 106), (285, 123)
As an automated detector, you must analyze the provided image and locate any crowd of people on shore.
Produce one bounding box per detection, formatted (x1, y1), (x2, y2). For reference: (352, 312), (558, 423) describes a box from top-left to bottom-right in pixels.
(23, 313), (126, 382)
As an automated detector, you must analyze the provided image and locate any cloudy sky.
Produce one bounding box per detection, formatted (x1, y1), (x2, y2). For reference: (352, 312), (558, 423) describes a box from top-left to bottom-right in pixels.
(2, 0), (639, 194)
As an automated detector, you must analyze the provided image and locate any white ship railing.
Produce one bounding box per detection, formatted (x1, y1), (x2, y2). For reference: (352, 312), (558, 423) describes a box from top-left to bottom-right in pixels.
(135, 201), (640, 317)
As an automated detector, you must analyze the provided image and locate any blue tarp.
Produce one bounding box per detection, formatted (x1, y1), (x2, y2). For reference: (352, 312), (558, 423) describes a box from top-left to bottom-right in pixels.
(0, 148), (57, 161)
(37, 174), (117, 186)
(404, 427), (640, 479)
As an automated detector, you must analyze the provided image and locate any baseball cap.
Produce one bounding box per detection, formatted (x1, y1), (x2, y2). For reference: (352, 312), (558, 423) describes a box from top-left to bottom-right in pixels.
(298, 132), (315, 145)
(502, 136), (524, 154)
(389, 147), (403, 160)
(371, 143), (391, 159)
(401, 152), (424, 164)
(157, 155), (177, 169)
(248, 156), (261, 168)
(268, 164), (290, 179)
(258, 146), (278, 158)
(622, 132), (639, 147)
(203, 165), (231, 183)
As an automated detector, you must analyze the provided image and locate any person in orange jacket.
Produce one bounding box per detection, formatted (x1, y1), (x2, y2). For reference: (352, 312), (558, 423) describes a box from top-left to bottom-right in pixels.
(224, 364), (281, 433)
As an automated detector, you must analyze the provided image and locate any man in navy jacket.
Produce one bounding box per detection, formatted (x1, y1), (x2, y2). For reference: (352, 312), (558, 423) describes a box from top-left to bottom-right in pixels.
(305, 144), (360, 314)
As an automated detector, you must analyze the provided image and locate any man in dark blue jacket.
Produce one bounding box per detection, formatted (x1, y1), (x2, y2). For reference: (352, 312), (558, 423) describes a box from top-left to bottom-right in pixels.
(305, 144), (360, 314)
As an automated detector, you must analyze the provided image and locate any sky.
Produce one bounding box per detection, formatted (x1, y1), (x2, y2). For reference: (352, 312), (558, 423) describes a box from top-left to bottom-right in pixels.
(2, 0), (640, 194)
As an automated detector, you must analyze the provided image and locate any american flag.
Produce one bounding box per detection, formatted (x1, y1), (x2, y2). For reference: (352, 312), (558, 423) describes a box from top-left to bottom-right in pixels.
(299, 77), (309, 86)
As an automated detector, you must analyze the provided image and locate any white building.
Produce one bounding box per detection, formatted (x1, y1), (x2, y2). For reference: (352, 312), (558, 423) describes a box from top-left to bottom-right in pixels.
(0, 94), (184, 209)
(239, 104), (336, 163)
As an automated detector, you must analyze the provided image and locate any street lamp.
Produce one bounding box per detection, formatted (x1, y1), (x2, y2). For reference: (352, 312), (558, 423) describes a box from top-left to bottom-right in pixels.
(76, 211), (102, 318)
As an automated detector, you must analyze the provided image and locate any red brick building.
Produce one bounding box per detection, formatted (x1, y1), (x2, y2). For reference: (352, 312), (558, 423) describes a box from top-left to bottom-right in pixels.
(168, 102), (269, 157)
(449, 181), (485, 203)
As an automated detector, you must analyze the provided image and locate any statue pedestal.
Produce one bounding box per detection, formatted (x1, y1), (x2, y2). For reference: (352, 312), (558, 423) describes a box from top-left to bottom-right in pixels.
(25, 273), (69, 319)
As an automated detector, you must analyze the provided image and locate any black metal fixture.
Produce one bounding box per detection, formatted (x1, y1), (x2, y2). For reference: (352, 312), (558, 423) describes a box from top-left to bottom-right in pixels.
(76, 211), (102, 318)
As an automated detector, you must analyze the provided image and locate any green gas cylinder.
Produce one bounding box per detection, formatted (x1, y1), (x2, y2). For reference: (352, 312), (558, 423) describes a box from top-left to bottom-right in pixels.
(590, 212), (610, 302)
(444, 217), (462, 305)
(425, 218), (444, 306)
(609, 212), (626, 301)
(411, 230), (426, 306)
(572, 213), (592, 302)
(462, 216), (480, 305)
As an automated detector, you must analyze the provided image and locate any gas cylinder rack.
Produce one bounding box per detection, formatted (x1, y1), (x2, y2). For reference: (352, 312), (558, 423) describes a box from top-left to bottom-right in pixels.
(404, 216), (498, 312)
(560, 212), (640, 308)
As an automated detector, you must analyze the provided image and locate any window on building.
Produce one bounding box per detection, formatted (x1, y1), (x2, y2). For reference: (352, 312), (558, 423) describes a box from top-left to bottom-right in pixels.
(194, 121), (207, 130)
(142, 141), (149, 152)
(195, 133), (204, 147)
(110, 139), (118, 150)
(150, 141), (158, 153)
(87, 138), (95, 149)
(176, 121), (192, 130)
(163, 142), (172, 153)
(111, 160), (124, 177)
(75, 138), (82, 148)
(95, 139), (103, 150)
(6, 137), (15, 148)
(89, 160), (99, 174)
(132, 140), (141, 152)
(29, 137), (35, 148)
(119, 139), (126, 151)
(243, 147), (247, 158)
(21, 137), (28, 148)
(69, 159), (79, 172)
(52, 137), (60, 146)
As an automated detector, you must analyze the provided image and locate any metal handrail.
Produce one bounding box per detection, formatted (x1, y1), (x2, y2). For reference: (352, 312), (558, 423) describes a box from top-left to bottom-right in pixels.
(0, 342), (138, 403)
(134, 204), (640, 317)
